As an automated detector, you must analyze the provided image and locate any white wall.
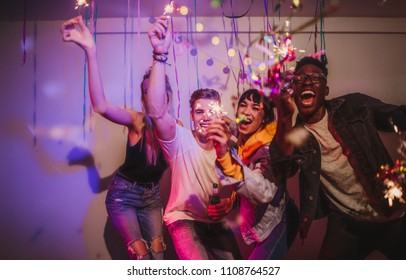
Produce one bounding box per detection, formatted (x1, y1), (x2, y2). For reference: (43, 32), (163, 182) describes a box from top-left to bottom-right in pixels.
(0, 16), (405, 259)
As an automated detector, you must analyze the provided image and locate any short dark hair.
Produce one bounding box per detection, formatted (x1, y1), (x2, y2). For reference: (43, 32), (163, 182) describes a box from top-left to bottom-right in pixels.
(189, 88), (221, 111)
(238, 89), (275, 123)
(295, 57), (328, 77)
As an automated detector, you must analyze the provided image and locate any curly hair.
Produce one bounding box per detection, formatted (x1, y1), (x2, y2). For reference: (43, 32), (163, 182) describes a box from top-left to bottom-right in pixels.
(295, 56), (328, 77)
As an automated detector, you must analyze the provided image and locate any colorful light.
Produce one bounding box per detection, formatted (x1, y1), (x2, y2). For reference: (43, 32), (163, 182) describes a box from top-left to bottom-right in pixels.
(258, 63), (267, 71)
(211, 36), (220, 45)
(163, 1), (175, 16)
(210, 0), (224, 8)
(196, 23), (204, 32)
(243, 57), (252, 65)
(75, 0), (89, 10)
(235, 114), (248, 124)
(227, 48), (236, 57)
(179, 6), (189, 15)
(377, 160), (406, 207)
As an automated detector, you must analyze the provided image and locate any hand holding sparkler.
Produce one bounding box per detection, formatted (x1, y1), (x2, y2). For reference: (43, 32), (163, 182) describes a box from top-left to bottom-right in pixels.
(205, 118), (232, 158)
(148, 15), (172, 56)
(60, 15), (95, 51)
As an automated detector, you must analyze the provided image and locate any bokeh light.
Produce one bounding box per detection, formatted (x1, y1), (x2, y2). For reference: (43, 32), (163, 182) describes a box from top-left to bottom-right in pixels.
(211, 36), (220, 45)
(196, 23), (204, 32)
(179, 6), (189, 15)
(227, 48), (236, 57)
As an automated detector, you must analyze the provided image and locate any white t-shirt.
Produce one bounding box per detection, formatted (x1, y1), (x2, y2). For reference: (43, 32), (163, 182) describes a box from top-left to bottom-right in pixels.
(158, 123), (219, 226)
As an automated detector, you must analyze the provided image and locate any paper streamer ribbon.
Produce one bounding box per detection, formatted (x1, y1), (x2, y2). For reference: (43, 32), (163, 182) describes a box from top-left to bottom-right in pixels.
(22, 0), (27, 65)
(170, 17), (181, 119)
(193, 0), (200, 89)
(82, 6), (89, 141)
(33, 22), (38, 146)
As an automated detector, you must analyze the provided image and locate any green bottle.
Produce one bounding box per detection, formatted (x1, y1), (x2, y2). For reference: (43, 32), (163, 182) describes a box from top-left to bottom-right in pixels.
(209, 183), (221, 205)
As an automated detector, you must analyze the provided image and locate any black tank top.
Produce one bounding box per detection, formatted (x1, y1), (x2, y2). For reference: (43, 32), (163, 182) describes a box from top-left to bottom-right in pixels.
(118, 135), (167, 183)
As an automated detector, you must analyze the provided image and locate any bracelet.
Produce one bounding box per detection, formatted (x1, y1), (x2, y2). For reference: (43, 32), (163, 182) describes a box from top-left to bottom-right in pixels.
(153, 53), (171, 66)
(153, 51), (169, 55)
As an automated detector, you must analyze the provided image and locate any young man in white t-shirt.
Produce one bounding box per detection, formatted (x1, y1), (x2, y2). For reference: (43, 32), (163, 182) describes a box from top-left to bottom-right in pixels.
(145, 16), (241, 260)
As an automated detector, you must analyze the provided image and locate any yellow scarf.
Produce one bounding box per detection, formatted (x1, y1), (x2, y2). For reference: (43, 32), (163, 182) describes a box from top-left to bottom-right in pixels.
(237, 122), (277, 164)
(217, 122), (277, 180)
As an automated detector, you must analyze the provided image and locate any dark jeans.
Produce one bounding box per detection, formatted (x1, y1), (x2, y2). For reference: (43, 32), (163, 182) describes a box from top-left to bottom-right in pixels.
(319, 211), (406, 259)
(167, 220), (242, 260)
(249, 211), (288, 260)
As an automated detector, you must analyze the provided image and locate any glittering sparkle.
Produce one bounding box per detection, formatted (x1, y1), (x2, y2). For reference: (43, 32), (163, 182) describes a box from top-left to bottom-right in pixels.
(163, 1), (175, 15)
(377, 160), (406, 207)
(75, 0), (89, 10)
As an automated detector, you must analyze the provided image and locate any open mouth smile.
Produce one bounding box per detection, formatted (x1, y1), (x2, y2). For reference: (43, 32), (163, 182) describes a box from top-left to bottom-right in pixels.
(300, 90), (316, 107)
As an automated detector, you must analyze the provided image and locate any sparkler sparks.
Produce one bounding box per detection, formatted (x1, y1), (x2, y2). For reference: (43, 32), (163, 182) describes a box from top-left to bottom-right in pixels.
(75, 0), (89, 10)
(377, 160), (406, 207)
(195, 101), (227, 133)
(208, 101), (227, 119)
(163, 1), (175, 16)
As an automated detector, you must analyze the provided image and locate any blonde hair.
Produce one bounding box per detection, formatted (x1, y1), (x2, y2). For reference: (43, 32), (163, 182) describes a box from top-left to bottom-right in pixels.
(140, 68), (173, 165)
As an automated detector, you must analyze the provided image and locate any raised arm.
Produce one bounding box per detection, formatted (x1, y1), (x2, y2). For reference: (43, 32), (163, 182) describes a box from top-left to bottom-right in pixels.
(61, 16), (135, 127)
(273, 73), (296, 156)
(146, 16), (176, 141)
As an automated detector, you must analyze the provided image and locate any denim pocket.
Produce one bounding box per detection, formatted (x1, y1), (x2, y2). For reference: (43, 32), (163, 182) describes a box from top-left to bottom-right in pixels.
(110, 177), (132, 191)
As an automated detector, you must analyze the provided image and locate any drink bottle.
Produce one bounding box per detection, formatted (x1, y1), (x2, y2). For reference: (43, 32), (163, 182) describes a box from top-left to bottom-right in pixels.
(209, 183), (221, 205)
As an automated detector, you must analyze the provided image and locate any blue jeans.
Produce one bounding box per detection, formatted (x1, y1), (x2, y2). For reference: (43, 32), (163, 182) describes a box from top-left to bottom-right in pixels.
(105, 173), (164, 260)
(167, 220), (242, 260)
(248, 212), (288, 260)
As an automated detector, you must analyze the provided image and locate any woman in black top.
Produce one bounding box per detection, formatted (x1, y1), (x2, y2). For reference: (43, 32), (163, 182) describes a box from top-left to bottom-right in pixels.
(61, 16), (173, 260)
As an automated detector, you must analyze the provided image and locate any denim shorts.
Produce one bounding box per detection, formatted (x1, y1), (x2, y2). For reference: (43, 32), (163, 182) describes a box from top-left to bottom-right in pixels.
(105, 172), (163, 257)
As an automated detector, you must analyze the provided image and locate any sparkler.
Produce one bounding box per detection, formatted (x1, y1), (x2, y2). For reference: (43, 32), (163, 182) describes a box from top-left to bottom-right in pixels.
(195, 101), (227, 133)
(163, 1), (175, 16)
(75, 0), (89, 10)
(377, 160), (406, 207)
(208, 101), (227, 119)
(376, 118), (406, 207)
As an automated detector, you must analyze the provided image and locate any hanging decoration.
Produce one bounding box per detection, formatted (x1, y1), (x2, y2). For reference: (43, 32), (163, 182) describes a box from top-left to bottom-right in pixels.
(376, 119), (406, 207)
(170, 16), (182, 119)
(33, 22), (38, 146)
(231, 0), (341, 100)
(193, 0), (200, 89)
(22, 0), (27, 65)
(89, 0), (97, 133)
(319, 0), (327, 63)
(75, 0), (97, 141)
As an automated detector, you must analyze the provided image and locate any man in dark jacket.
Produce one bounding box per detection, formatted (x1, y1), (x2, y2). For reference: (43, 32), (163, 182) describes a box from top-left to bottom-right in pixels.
(271, 56), (406, 259)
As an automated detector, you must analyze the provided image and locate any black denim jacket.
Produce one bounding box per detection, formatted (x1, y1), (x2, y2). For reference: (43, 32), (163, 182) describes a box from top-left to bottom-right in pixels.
(269, 93), (406, 241)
